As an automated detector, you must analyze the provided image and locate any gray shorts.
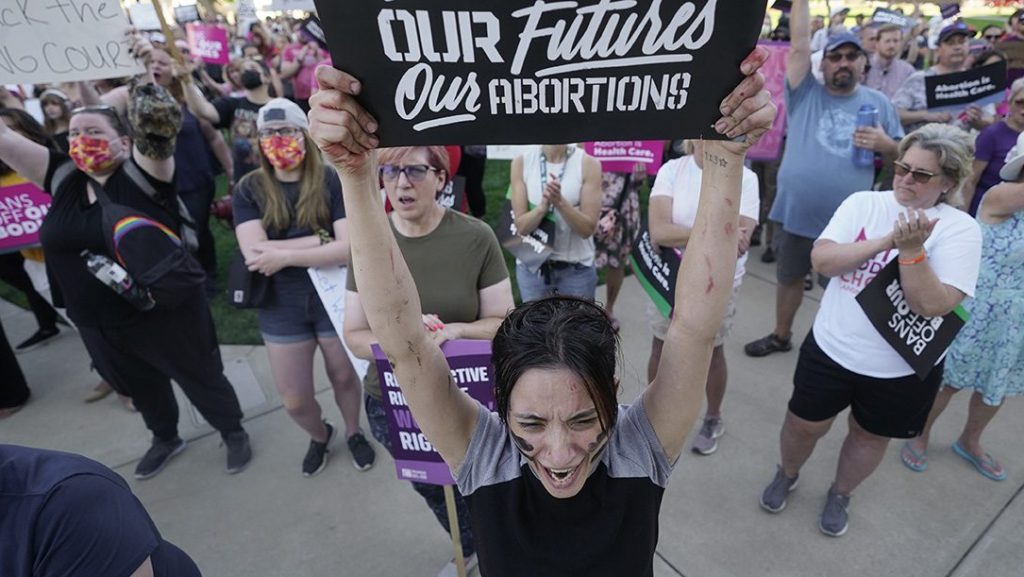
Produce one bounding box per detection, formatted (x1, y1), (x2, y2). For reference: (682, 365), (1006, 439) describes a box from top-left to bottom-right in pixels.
(258, 292), (337, 344)
(647, 287), (738, 347)
(772, 225), (829, 289)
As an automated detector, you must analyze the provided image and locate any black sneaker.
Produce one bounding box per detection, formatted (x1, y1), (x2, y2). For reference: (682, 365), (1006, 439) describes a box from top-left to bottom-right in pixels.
(760, 247), (776, 263)
(302, 421), (336, 477)
(15, 327), (60, 353)
(347, 431), (376, 471)
(134, 437), (187, 480)
(223, 430), (252, 474)
(744, 333), (793, 358)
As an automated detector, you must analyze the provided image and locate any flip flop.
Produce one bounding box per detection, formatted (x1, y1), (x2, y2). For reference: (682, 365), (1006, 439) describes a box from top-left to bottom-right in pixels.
(900, 441), (928, 472)
(952, 441), (1006, 482)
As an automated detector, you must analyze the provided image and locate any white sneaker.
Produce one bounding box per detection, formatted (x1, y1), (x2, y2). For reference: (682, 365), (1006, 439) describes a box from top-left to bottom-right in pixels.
(436, 552), (478, 577)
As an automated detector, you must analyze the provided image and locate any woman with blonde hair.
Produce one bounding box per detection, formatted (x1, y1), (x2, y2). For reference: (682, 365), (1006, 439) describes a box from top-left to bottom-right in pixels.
(234, 98), (375, 476)
(39, 89), (72, 152)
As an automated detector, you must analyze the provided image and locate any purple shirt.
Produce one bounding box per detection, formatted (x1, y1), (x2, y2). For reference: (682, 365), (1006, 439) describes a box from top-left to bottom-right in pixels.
(865, 55), (916, 99)
(972, 121), (1021, 216)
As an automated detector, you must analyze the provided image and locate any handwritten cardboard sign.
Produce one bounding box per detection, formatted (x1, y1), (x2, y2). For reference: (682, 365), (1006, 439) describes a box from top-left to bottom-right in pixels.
(856, 260), (968, 380)
(311, 0), (767, 145)
(186, 23), (230, 65)
(373, 340), (496, 486)
(925, 61), (1007, 113)
(584, 141), (664, 174)
(0, 176), (52, 254)
(0, 0), (145, 84)
(127, 3), (161, 31)
(174, 5), (201, 24)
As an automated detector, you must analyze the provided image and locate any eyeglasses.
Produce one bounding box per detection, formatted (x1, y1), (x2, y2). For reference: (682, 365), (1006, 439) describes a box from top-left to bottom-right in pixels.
(824, 51), (862, 63)
(379, 164), (438, 183)
(984, 34), (1002, 41)
(894, 161), (939, 184)
(70, 104), (118, 116)
(258, 126), (302, 138)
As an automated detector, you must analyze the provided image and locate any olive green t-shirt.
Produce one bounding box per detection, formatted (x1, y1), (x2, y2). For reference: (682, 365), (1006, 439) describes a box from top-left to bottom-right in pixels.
(348, 209), (509, 400)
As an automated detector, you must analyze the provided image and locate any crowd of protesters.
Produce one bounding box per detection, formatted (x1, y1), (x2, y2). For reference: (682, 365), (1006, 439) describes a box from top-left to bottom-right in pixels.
(1, 2), (1023, 577)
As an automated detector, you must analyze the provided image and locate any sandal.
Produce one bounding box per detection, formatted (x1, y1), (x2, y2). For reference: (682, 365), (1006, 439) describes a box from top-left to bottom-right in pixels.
(952, 441), (1006, 481)
(900, 441), (928, 472)
(744, 333), (792, 357)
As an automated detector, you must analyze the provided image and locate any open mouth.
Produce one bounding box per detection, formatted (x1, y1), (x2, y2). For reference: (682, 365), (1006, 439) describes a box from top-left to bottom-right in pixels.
(541, 462), (581, 488)
(396, 195), (415, 206)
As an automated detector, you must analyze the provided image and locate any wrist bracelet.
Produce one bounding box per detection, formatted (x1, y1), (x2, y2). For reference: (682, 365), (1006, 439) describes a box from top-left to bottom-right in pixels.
(898, 251), (926, 266)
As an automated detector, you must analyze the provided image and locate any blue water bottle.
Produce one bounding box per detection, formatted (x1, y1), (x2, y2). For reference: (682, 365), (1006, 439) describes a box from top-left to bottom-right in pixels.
(853, 104), (879, 168)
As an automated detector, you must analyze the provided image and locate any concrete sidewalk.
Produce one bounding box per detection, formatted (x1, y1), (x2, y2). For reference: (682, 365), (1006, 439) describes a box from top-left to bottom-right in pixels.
(1, 250), (1021, 577)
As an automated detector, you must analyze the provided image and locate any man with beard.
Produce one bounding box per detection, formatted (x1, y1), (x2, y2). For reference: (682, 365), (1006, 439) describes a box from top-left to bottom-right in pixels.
(745, 0), (903, 358)
(893, 22), (995, 133)
(865, 23), (917, 99)
(183, 59), (273, 185)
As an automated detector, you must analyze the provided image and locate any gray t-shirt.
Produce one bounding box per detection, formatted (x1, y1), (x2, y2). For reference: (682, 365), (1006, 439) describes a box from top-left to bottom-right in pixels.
(769, 73), (904, 239)
(455, 397), (674, 576)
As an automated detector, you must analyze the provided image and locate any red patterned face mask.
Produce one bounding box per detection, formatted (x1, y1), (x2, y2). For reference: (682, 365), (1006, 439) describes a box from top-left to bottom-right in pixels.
(259, 135), (306, 171)
(69, 135), (118, 174)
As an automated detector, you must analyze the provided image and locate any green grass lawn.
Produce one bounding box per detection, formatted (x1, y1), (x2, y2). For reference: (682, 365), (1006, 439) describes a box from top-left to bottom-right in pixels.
(1, 160), (646, 345)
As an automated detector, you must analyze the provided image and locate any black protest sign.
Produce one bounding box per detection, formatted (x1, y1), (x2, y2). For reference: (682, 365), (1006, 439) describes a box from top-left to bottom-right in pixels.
(496, 199), (556, 273)
(925, 61), (1007, 113)
(437, 175), (466, 212)
(298, 16), (329, 51)
(629, 224), (681, 319)
(0, 0), (145, 84)
(174, 5), (202, 24)
(771, 0), (792, 13)
(871, 8), (910, 29)
(310, 0), (767, 146)
(855, 260), (969, 380)
(940, 3), (960, 20)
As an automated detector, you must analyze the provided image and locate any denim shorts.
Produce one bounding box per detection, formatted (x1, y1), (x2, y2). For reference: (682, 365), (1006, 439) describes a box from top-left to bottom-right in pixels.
(516, 261), (597, 302)
(258, 292), (337, 344)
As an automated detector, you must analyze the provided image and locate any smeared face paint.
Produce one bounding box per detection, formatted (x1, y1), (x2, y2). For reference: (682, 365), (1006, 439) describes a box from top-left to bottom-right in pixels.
(508, 366), (610, 499)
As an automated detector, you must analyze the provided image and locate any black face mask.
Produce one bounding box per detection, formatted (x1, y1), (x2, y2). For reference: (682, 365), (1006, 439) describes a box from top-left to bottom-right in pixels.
(241, 70), (263, 90)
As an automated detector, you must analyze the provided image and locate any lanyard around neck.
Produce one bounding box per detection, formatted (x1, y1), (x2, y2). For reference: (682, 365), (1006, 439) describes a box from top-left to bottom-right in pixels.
(539, 146), (574, 189)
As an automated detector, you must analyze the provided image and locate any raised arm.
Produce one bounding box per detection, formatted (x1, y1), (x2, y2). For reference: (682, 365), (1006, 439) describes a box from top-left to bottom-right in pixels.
(0, 118), (50, 188)
(787, 0), (813, 89)
(308, 66), (479, 469)
(644, 48), (776, 462)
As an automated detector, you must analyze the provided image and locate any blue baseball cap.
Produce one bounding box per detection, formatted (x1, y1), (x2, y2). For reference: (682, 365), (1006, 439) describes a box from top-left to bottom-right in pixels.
(938, 22), (975, 44)
(824, 32), (864, 53)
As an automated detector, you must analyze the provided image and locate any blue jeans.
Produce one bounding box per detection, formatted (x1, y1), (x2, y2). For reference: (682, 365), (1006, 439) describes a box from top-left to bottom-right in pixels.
(516, 261), (597, 303)
(364, 394), (475, 556)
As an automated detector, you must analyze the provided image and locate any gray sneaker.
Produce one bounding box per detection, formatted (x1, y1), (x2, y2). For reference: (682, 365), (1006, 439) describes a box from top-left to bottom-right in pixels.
(691, 416), (724, 455)
(759, 466), (799, 513)
(819, 486), (851, 537)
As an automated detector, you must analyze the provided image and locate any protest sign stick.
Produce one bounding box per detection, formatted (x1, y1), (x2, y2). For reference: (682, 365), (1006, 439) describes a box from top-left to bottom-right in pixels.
(443, 485), (468, 577)
(150, 0), (187, 66)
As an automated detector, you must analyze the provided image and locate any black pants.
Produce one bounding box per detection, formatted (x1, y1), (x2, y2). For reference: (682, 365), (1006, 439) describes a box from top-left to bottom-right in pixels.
(457, 151), (487, 218)
(0, 318), (29, 409)
(0, 252), (58, 332)
(78, 289), (243, 441)
(178, 183), (218, 280)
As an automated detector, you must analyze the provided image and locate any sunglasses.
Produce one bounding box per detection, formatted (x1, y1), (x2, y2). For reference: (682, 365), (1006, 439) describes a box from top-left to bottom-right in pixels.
(258, 126), (302, 138)
(379, 164), (438, 183)
(824, 51), (862, 63)
(984, 34), (1002, 41)
(894, 161), (939, 184)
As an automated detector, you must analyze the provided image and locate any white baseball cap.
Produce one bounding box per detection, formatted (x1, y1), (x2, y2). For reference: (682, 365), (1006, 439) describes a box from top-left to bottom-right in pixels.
(257, 98), (309, 132)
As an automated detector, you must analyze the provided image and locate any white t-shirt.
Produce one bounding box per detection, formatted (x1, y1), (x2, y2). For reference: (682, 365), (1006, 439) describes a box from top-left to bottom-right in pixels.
(650, 156), (760, 287)
(519, 145), (593, 266)
(813, 190), (982, 378)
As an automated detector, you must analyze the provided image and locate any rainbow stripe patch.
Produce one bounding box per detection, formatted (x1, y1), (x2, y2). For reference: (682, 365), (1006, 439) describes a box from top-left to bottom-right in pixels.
(112, 216), (181, 266)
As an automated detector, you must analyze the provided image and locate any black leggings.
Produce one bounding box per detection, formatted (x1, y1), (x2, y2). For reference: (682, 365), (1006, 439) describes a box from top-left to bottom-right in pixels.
(0, 252), (58, 331)
(0, 318), (28, 409)
(78, 289), (243, 440)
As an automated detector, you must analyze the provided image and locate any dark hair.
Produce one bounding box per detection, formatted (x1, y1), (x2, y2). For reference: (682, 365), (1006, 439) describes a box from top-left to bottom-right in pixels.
(492, 296), (619, 433)
(0, 108), (59, 175)
(971, 48), (1006, 69)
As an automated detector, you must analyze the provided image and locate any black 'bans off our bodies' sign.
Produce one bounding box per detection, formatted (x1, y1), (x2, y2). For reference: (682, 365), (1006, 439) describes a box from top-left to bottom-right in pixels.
(311, 0), (767, 145)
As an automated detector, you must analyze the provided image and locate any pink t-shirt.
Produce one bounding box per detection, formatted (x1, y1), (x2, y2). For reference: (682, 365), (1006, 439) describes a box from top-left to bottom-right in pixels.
(283, 43), (329, 100)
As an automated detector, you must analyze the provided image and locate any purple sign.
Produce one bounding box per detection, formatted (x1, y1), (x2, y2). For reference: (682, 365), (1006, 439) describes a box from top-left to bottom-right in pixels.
(186, 23), (230, 65)
(583, 141), (664, 174)
(0, 177), (51, 253)
(746, 41), (789, 162)
(373, 339), (496, 486)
